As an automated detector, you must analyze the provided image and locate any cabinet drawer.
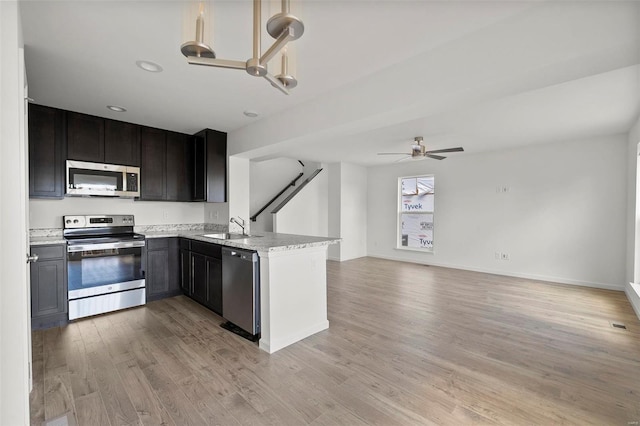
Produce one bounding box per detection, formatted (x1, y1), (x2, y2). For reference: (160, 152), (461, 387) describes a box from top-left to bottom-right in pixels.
(191, 241), (222, 259)
(31, 244), (66, 260)
(146, 238), (169, 250)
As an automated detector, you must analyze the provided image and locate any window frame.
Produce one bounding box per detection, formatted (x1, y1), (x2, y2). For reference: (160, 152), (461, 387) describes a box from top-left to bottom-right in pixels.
(396, 174), (435, 253)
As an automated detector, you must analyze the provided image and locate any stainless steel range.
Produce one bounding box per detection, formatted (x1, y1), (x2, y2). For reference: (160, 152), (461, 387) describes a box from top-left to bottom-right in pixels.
(64, 214), (146, 320)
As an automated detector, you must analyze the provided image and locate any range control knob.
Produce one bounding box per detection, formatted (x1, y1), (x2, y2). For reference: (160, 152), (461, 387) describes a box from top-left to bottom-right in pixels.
(65, 219), (71, 224)
(73, 219), (79, 224)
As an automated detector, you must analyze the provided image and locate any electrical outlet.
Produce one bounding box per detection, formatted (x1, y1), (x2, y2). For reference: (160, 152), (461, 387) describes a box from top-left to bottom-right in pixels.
(214, 211), (219, 220)
(163, 210), (168, 219)
(495, 252), (501, 260)
(501, 253), (510, 260)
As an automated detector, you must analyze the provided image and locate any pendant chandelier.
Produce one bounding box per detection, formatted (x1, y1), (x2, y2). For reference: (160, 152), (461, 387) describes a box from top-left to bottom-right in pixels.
(180, 0), (304, 95)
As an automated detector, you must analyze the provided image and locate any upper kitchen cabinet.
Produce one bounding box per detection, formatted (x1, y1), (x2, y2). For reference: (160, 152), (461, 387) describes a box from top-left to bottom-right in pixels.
(66, 111), (105, 163)
(140, 127), (167, 200)
(29, 104), (66, 198)
(104, 120), (140, 166)
(67, 111), (140, 166)
(194, 129), (227, 202)
(166, 131), (194, 202)
(140, 127), (195, 202)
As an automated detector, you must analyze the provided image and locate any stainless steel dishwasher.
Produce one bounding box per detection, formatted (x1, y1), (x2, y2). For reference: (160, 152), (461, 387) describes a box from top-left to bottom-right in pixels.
(221, 247), (260, 340)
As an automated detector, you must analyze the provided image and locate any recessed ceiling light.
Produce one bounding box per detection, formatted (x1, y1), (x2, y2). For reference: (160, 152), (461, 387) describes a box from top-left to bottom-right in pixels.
(107, 105), (126, 112)
(243, 110), (259, 118)
(136, 60), (163, 73)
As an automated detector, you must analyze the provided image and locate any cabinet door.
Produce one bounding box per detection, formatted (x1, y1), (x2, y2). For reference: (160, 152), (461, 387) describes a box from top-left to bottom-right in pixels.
(191, 252), (207, 304)
(28, 104), (65, 198)
(205, 129), (227, 202)
(180, 249), (191, 294)
(67, 111), (105, 162)
(206, 257), (222, 315)
(166, 132), (193, 201)
(140, 127), (166, 200)
(147, 248), (169, 296)
(192, 132), (206, 201)
(104, 120), (140, 166)
(31, 260), (66, 318)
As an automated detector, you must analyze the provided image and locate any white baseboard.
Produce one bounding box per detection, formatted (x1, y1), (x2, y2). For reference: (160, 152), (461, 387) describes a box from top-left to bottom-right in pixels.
(367, 254), (625, 291)
(625, 282), (640, 320)
(259, 320), (329, 354)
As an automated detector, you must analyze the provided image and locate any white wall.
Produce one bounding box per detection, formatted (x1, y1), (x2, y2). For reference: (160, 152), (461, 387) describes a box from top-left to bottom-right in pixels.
(0, 1), (30, 423)
(367, 134), (628, 290)
(228, 156), (251, 234)
(204, 202), (229, 226)
(250, 158), (304, 233)
(628, 116), (640, 283)
(327, 163), (341, 260)
(328, 162), (367, 261)
(273, 168), (329, 237)
(29, 198), (206, 229)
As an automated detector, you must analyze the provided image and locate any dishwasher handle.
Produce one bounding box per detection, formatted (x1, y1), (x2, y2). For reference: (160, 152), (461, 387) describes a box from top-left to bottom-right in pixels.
(222, 247), (257, 262)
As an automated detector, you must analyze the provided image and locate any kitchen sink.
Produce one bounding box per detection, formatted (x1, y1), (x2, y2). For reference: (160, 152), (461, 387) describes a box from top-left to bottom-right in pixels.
(202, 233), (262, 240)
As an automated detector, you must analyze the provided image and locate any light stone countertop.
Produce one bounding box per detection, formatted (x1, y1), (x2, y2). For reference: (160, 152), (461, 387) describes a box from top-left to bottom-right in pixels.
(28, 224), (340, 252)
(143, 230), (341, 253)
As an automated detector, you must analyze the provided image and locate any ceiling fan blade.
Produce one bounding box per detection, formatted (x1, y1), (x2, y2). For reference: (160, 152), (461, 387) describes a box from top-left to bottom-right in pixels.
(426, 154), (446, 160)
(378, 153), (410, 155)
(425, 147), (464, 154)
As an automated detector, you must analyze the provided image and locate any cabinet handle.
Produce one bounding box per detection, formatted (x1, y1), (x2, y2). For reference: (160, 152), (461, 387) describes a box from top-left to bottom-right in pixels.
(26, 253), (39, 264)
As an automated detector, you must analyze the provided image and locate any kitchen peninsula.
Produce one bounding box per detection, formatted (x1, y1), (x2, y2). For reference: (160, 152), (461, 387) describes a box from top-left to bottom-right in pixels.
(143, 230), (340, 354)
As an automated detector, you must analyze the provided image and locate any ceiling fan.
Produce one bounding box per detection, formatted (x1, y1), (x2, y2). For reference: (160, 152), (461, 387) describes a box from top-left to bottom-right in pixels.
(377, 136), (464, 161)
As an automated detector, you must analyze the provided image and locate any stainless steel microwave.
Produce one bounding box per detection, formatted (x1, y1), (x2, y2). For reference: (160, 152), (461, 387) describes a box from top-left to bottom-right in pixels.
(66, 160), (140, 197)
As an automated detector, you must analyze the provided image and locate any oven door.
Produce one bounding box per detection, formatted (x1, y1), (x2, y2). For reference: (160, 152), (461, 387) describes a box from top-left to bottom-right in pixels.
(67, 241), (145, 300)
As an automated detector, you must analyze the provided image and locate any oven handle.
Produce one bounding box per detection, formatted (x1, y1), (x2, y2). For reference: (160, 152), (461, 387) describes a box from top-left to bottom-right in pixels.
(67, 240), (146, 252)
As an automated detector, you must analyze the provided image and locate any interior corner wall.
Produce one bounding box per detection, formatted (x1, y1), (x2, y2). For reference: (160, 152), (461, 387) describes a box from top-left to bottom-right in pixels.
(628, 115), (640, 284)
(338, 163), (367, 261)
(250, 158), (304, 233)
(367, 134), (628, 290)
(273, 167), (328, 237)
(327, 163), (341, 260)
(0, 1), (30, 424)
(228, 155), (251, 234)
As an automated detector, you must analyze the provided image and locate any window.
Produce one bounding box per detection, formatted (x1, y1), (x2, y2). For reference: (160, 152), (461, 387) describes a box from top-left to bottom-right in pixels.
(398, 175), (434, 251)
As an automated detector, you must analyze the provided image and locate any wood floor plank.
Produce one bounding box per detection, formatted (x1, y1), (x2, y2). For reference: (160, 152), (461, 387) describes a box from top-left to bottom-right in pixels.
(75, 392), (111, 426)
(114, 359), (176, 426)
(31, 257), (640, 425)
(87, 348), (139, 426)
(140, 363), (208, 426)
(44, 373), (76, 422)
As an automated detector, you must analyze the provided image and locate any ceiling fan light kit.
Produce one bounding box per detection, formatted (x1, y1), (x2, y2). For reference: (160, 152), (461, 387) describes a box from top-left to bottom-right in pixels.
(181, 0), (304, 95)
(378, 136), (464, 161)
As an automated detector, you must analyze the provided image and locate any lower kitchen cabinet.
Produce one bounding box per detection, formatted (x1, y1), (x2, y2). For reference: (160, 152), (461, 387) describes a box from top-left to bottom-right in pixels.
(180, 238), (223, 315)
(30, 244), (68, 329)
(145, 237), (180, 301)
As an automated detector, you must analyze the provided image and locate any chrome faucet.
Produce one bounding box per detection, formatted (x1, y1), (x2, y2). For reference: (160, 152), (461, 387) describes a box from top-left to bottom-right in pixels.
(230, 217), (247, 235)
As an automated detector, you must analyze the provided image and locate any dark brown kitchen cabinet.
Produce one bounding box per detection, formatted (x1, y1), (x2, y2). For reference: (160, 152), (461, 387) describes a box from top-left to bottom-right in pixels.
(166, 131), (193, 201)
(145, 237), (180, 302)
(193, 129), (227, 202)
(180, 239), (223, 315)
(104, 120), (140, 166)
(30, 244), (68, 330)
(67, 112), (140, 167)
(140, 128), (195, 201)
(28, 104), (66, 198)
(140, 127), (167, 200)
(66, 111), (105, 163)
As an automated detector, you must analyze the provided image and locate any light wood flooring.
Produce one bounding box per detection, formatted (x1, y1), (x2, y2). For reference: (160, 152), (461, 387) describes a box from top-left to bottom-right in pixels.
(31, 257), (640, 425)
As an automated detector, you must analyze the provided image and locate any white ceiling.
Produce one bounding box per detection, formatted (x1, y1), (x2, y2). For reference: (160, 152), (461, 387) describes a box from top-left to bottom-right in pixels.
(20, 1), (640, 167)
